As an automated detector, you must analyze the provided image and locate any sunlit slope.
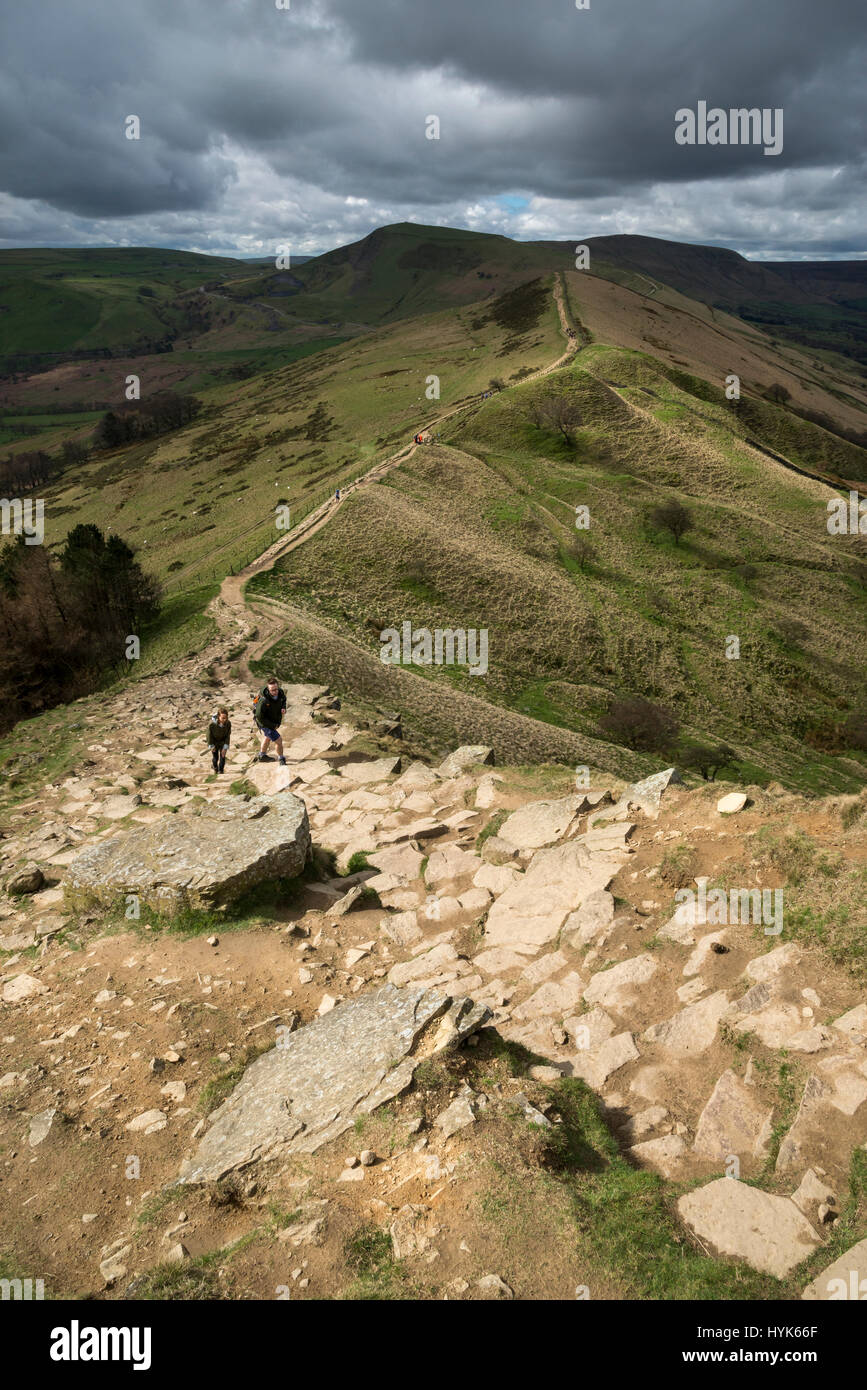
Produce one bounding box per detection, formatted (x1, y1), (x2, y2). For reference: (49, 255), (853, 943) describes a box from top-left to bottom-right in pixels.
(0, 247), (253, 358)
(36, 277), (564, 585)
(254, 352), (866, 794)
(564, 269), (867, 453)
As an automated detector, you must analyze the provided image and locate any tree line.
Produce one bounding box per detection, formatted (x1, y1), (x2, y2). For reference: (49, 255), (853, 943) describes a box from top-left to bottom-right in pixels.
(0, 390), (201, 494)
(0, 523), (161, 734)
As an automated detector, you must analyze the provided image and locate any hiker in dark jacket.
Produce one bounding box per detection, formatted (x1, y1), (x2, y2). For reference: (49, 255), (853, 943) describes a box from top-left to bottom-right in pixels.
(255, 676), (287, 764)
(208, 707), (231, 774)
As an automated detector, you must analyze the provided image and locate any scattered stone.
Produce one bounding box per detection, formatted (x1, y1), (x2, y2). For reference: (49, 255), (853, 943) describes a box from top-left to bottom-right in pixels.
(484, 841), (617, 953)
(359, 1149), (376, 1166)
(380, 910), (423, 947)
(692, 1070), (773, 1160)
(437, 747), (494, 778)
(29, 1108), (57, 1148)
(125, 1109), (167, 1134)
(330, 885), (366, 917)
(584, 954), (659, 1011)
(6, 862), (45, 896)
(498, 795), (585, 852)
(802, 1239), (867, 1301)
(717, 792), (748, 814)
(642, 991), (729, 1056)
(628, 1134), (687, 1177)
(434, 1090), (478, 1138)
(2, 973), (49, 1004)
(479, 836), (518, 866)
(562, 890), (616, 946)
(476, 1273), (513, 1300)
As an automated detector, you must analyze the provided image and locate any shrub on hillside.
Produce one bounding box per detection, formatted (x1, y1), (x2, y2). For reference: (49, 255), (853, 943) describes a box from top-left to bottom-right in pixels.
(598, 695), (679, 753)
(678, 741), (738, 781)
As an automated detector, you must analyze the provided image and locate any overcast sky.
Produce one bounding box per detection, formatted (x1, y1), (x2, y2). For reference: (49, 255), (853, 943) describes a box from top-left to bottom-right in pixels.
(1, 0), (864, 260)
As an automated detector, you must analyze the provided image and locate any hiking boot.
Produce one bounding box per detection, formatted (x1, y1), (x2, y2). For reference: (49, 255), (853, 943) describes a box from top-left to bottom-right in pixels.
(278, 756), (287, 766)
(258, 753), (268, 762)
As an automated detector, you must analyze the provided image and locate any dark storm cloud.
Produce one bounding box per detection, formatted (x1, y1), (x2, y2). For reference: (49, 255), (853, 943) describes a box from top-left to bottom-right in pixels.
(0, 0), (864, 255)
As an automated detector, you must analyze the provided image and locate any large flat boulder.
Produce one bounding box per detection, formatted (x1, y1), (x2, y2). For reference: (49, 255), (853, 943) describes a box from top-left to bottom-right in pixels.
(692, 1069), (774, 1160)
(678, 1178), (822, 1278)
(179, 985), (489, 1183)
(498, 795), (585, 852)
(64, 792), (310, 916)
(483, 842), (617, 953)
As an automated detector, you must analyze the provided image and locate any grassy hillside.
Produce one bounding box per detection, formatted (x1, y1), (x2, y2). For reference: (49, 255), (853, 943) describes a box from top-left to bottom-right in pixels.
(221, 222), (561, 328)
(252, 347), (867, 794)
(28, 277), (564, 586)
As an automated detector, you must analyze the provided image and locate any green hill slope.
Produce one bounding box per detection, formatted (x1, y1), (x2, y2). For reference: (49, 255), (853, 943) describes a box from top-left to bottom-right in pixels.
(252, 347), (867, 794)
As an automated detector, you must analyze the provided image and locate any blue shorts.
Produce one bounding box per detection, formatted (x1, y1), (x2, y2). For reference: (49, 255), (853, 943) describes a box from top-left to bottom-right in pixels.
(260, 726), (281, 742)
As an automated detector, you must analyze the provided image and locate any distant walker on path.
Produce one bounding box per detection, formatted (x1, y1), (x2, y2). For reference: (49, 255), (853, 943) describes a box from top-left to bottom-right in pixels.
(208, 707), (231, 774)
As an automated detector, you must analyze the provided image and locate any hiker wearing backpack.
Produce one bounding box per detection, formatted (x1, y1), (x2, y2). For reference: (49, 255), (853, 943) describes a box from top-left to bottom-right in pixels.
(254, 676), (288, 764)
(208, 707), (231, 774)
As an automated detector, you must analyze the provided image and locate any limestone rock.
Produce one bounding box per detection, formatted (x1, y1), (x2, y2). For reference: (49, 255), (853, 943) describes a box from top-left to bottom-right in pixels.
(717, 792), (748, 814)
(801, 1238), (867, 1300)
(484, 841), (617, 954)
(692, 1070), (773, 1160)
(126, 1109), (167, 1134)
(744, 943), (802, 984)
(29, 1108), (58, 1148)
(678, 1179), (822, 1277)
(498, 795), (585, 852)
(473, 862), (521, 895)
(380, 910), (422, 946)
(425, 844), (478, 887)
(479, 836), (518, 866)
(562, 889), (615, 946)
(390, 1205), (440, 1259)
(831, 1004), (867, 1040)
(513, 972), (585, 1021)
(434, 1090), (479, 1138)
(6, 862), (45, 896)
(368, 843), (424, 881)
(339, 757), (401, 784)
(64, 792), (310, 916)
(628, 1133), (687, 1177)
(476, 1273), (513, 1300)
(569, 1031), (639, 1089)
(642, 991), (729, 1056)
(583, 954), (659, 1011)
(437, 747), (494, 778)
(330, 884), (365, 917)
(791, 1168), (836, 1221)
(179, 985), (489, 1183)
(2, 973), (49, 1003)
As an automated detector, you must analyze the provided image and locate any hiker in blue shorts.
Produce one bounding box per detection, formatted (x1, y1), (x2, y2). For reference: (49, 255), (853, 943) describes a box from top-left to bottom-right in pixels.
(254, 676), (288, 765)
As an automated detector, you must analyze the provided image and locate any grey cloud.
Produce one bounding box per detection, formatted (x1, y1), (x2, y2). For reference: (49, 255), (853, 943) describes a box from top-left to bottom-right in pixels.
(0, 0), (864, 255)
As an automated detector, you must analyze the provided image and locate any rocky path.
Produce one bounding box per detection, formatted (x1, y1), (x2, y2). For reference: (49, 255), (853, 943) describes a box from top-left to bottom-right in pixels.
(1, 662), (865, 1296)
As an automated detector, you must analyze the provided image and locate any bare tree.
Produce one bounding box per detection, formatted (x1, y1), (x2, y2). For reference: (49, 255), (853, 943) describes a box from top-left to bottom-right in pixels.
(569, 534), (597, 571)
(650, 498), (694, 546)
(526, 395), (583, 445)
